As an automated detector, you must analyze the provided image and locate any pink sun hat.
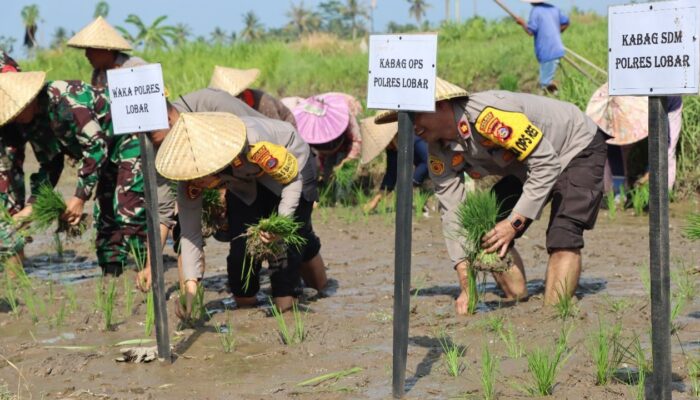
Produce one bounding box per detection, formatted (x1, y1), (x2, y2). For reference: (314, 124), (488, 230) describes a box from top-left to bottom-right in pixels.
(293, 93), (351, 144)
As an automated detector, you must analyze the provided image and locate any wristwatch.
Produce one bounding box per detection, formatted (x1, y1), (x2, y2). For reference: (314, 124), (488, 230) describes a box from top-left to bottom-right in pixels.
(508, 213), (527, 232)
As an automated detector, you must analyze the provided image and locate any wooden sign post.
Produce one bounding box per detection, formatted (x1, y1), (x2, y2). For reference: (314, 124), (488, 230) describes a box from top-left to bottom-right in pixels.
(107, 64), (171, 361)
(367, 33), (437, 398)
(609, 2), (699, 398)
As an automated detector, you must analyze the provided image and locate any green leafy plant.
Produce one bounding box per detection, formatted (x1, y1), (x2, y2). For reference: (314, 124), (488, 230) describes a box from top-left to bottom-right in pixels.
(413, 189), (431, 219)
(22, 285), (42, 323)
(438, 332), (465, 377)
(523, 335), (569, 396)
(31, 184), (86, 240)
(190, 283), (207, 321)
(53, 300), (67, 328)
(483, 315), (504, 334)
(292, 302), (306, 343)
(242, 213), (306, 291)
(201, 188), (225, 238)
(467, 267), (479, 315)
(481, 344), (499, 400)
(605, 191), (617, 220)
(128, 238), (146, 271)
(630, 184), (649, 216)
(102, 278), (117, 330)
(3, 273), (19, 316)
(498, 322), (523, 359)
(144, 289), (155, 336)
(688, 358), (700, 397)
(498, 74), (519, 91)
(685, 212), (700, 240)
(269, 299), (293, 345)
(215, 313), (236, 353)
(602, 295), (631, 314)
(553, 284), (578, 320)
(64, 284), (77, 312)
(123, 274), (134, 317)
(587, 320), (623, 385)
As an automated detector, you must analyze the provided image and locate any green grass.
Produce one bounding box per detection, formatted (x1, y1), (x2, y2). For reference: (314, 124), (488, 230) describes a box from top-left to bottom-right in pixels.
(522, 329), (570, 396)
(587, 320), (623, 385)
(52, 300), (67, 328)
(483, 315), (504, 334)
(269, 299), (306, 345)
(672, 263), (697, 302)
(3, 273), (19, 316)
(144, 289), (155, 336)
(64, 284), (77, 312)
(243, 213), (306, 291)
(413, 189), (431, 219)
(498, 323), (523, 359)
(605, 191), (617, 220)
(190, 283), (207, 321)
(30, 185), (66, 230)
(269, 299), (293, 345)
(553, 283), (578, 320)
(123, 274), (134, 317)
(630, 184), (649, 216)
(685, 212), (700, 240)
(438, 332), (465, 377)
(481, 344), (499, 400)
(215, 313), (236, 353)
(102, 278), (117, 330)
(602, 295), (631, 315)
(22, 12), (700, 192)
(688, 358), (700, 397)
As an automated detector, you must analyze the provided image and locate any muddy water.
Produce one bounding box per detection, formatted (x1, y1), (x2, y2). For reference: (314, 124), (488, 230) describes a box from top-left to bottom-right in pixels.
(1, 201), (700, 399)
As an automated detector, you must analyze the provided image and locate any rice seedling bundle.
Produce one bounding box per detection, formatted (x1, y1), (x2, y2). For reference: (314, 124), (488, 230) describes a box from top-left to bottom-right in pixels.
(32, 185), (87, 238)
(456, 189), (511, 272)
(201, 188), (226, 238)
(241, 213), (306, 291)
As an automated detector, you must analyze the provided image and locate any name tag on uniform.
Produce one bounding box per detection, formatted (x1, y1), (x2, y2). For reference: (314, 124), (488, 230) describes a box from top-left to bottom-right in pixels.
(475, 107), (543, 161)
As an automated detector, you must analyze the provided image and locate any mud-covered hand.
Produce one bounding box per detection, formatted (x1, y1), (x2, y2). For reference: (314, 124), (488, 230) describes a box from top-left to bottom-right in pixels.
(482, 220), (517, 258)
(259, 231), (279, 245)
(136, 267), (152, 292)
(62, 196), (85, 226)
(115, 346), (158, 363)
(12, 205), (32, 222)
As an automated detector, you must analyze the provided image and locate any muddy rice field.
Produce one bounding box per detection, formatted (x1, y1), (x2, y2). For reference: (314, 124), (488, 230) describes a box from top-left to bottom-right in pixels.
(1, 163), (700, 400)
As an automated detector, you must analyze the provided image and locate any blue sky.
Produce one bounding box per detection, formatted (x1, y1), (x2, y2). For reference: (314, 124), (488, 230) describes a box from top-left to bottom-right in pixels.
(2, 0), (625, 52)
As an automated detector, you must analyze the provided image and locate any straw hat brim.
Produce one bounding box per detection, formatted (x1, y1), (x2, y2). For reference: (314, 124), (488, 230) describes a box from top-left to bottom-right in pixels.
(155, 112), (247, 181)
(374, 77), (469, 124)
(209, 66), (261, 97)
(66, 16), (132, 51)
(0, 71), (46, 127)
(360, 116), (397, 164)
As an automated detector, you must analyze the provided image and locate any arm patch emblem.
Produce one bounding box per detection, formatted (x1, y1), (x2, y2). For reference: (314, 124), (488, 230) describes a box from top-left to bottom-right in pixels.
(247, 141), (299, 184)
(429, 154), (445, 176)
(475, 107), (543, 161)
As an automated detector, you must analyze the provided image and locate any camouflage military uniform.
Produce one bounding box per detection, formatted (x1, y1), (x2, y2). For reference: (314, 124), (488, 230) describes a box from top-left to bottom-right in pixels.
(22, 81), (146, 274)
(0, 52), (26, 257)
(0, 51), (25, 216)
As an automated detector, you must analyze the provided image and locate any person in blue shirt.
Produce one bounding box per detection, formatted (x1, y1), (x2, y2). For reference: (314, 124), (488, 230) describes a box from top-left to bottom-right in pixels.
(516, 0), (570, 93)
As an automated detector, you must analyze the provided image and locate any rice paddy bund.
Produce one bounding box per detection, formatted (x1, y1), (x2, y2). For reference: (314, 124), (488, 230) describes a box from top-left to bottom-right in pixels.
(1, 10), (700, 400)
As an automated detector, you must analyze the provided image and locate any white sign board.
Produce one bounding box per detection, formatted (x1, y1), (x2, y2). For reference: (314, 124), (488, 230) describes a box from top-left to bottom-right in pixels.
(107, 63), (168, 134)
(609, 0), (700, 96)
(367, 34), (437, 111)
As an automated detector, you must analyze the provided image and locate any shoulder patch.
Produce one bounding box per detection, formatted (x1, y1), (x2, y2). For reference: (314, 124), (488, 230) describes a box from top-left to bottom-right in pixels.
(458, 120), (471, 139)
(429, 154), (445, 176)
(246, 141), (298, 184)
(451, 153), (465, 168)
(475, 107), (543, 161)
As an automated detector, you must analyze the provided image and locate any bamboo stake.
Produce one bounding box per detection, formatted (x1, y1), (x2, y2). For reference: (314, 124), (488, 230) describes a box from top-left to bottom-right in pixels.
(564, 46), (607, 76)
(562, 55), (602, 86)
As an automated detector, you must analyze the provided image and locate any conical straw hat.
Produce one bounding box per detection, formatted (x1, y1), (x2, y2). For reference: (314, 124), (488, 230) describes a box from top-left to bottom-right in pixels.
(293, 93), (351, 144)
(374, 77), (469, 124)
(155, 112), (247, 181)
(360, 114), (397, 164)
(209, 66), (261, 97)
(0, 71), (46, 127)
(67, 17), (132, 51)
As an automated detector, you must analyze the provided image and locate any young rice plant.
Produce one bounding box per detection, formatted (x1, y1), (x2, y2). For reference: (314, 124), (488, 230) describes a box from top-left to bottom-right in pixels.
(481, 344), (499, 400)
(438, 332), (465, 377)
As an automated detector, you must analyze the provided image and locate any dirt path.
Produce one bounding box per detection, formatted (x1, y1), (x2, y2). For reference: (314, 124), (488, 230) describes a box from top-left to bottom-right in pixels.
(1, 191), (699, 399)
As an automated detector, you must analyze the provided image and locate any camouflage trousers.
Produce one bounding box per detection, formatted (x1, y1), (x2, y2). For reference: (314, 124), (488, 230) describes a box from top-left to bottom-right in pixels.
(0, 128), (26, 216)
(94, 134), (146, 275)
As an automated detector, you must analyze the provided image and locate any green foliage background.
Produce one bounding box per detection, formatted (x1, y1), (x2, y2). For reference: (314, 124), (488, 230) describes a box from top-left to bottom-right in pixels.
(21, 12), (700, 194)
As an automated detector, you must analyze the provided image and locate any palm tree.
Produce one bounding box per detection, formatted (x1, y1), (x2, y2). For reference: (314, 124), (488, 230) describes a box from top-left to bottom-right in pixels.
(343, 0), (369, 40)
(118, 14), (177, 51)
(172, 23), (191, 46)
(444, 0), (450, 22)
(51, 27), (68, 49)
(286, 1), (315, 35)
(407, 0), (430, 25)
(93, 1), (109, 18)
(21, 4), (40, 48)
(240, 11), (264, 41)
(210, 27), (228, 45)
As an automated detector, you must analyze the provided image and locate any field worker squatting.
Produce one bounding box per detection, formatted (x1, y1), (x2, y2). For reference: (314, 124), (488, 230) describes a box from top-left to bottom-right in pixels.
(375, 78), (608, 314)
(155, 112), (326, 313)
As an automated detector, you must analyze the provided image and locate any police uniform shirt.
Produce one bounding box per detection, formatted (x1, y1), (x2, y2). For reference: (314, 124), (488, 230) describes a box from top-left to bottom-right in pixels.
(430, 91), (600, 266)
